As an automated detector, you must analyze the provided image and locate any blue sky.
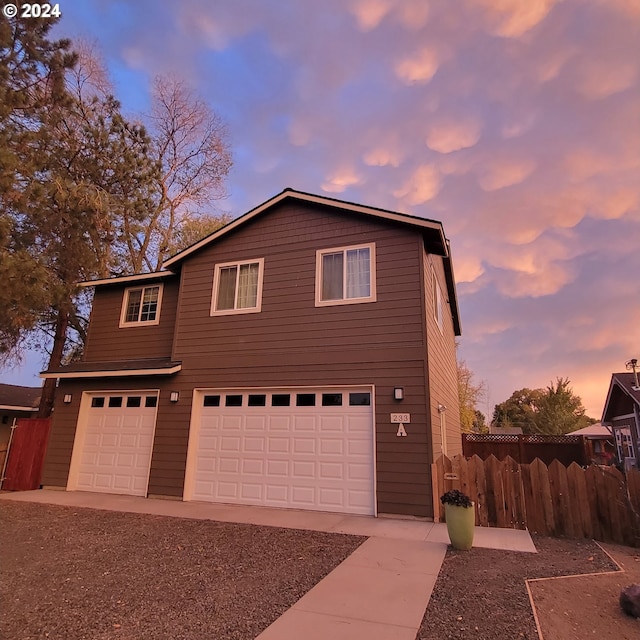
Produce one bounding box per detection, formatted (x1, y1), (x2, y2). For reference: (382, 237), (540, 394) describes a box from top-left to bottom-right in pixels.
(2, 0), (639, 418)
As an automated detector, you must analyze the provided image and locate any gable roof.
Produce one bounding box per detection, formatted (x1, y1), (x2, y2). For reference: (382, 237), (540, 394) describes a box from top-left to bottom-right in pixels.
(569, 423), (613, 438)
(601, 372), (640, 422)
(162, 188), (461, 335)
(162, 188), (449, 269)
(78, 188), (461, 335)
(0, 383), (42, 411)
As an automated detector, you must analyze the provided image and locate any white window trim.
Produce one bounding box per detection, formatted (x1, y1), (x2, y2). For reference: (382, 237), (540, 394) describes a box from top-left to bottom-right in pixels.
(432, 269), (444, 334)
(119, 283), (164, 328)
(210, 257), (265, 316)
(315, 242), (377, 307)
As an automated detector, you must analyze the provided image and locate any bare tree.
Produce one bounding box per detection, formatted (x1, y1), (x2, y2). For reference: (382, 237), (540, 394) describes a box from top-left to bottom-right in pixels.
(125, 77), (233, 272)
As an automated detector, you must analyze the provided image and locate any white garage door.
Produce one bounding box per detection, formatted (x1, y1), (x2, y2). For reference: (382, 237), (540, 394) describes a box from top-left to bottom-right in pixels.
(186, 387), (375, 515)
(72, 392), (158, 496)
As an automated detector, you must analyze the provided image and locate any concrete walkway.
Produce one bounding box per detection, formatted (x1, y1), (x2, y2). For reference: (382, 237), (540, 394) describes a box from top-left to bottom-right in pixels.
(1, 490), (536, 639)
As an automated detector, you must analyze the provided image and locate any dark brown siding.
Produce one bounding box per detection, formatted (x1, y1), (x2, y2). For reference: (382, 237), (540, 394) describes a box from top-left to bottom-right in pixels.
(43, 201), (462, 518)
(83, 277), (179, 362)
(169, 202), (433, 516)
(423, 250), (462, 458)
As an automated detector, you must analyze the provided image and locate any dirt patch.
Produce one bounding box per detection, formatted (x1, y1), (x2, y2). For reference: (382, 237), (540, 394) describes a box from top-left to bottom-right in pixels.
(418, 535), (621, 640)
(528, 543), (640, 640)
(0, 501), (365, 640)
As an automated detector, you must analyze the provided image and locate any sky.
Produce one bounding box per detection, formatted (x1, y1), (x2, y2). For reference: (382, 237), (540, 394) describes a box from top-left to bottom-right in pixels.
(2, 0), (639, 419)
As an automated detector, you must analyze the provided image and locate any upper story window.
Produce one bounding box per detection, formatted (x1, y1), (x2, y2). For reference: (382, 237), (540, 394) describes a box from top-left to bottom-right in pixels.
(119, 284), (163, 327)
(315, 243), (376, 307)
(433, 270), (444, 333)
(211, 258), (265, 315)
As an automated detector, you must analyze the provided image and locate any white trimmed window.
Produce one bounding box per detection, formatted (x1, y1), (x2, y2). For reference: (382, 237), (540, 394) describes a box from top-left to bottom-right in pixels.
(211, 258), (264, 315)
(433, 270), (443, 332)
(315, 243), (376, 307)
(120, 284), (163, 327)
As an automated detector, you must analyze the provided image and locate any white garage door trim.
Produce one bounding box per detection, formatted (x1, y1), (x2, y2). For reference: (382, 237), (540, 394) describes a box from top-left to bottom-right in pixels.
(67, 389), (159, 496)
(184, 386), (377, 516)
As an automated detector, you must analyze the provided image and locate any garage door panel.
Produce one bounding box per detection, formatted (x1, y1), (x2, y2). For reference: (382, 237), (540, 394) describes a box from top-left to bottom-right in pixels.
(190, 387), (374, 515)
(74, 392), (157, 497)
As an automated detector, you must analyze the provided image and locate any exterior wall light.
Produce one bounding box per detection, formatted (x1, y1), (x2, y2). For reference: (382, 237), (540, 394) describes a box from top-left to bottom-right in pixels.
(170, 391), (179, 403)
(394, 387), (404, 401)
(63, 394), (72, 404)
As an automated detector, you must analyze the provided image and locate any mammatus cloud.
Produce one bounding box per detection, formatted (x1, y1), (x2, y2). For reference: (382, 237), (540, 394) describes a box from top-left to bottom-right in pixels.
(321, 168), (363, 193)
(395, 47), (439, 84)
(426, 117), (483, 154)
(393, 164), (441, 205)
(35, 0), (640, 420)
(468, 0), (558, 38)
(477, 157), (537, 191)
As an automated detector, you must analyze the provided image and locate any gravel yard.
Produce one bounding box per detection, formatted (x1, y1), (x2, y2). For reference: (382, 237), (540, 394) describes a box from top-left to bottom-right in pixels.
(2, 499), (632, 640)
(0, 501), (365, 640)
(418, 536), (621, 640)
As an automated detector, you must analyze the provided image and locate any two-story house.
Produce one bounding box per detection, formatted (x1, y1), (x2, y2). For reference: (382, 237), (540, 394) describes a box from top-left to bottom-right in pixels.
(41, 189), (462, 519)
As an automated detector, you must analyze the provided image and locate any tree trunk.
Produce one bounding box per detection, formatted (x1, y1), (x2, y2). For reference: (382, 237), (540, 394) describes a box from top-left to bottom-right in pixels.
(38, 308), (69, 418)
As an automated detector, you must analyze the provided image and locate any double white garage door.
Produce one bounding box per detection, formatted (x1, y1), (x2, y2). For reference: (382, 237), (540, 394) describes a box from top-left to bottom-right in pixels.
(70, 387), (375, 515)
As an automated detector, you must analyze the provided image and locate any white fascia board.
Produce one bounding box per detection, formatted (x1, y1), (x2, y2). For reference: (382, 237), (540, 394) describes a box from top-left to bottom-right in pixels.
(40, 364), (182, 379)
(79, 271), (175, 288)
(0, 405), (37, 411)
(162, 190), (447, 268)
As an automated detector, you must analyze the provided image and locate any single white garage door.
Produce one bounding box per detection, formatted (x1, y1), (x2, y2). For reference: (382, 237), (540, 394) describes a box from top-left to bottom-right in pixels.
(72, 392), (158, 496)
(186, 387), (375, 515)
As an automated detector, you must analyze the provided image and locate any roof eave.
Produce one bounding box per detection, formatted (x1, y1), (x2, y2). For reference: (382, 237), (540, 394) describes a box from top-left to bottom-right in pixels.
(162, 188), (448, 268)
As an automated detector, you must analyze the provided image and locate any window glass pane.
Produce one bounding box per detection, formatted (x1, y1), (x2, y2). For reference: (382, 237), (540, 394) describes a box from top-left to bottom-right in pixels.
(125, 289), (142, 322)
(346, 248), (371, 298)
(237, 263), (259, 309)
(91, 397), (105, 408)
(203, 395), (220, 407)
(140, 286), (159, 322)
(145, 396), (158, 408)
(296, 393), (316, 407)
(321, 252), (344, 300)
(322, 393), (342, 406)
(108, 396), (123, 408)
(225, 394), (243, 407)
(126, 396), (141, 408)
(248, 394), (266, 406)
(272, 394), (290, 407)
(217, 266), (237, 310)
(349, 392), (371, 406)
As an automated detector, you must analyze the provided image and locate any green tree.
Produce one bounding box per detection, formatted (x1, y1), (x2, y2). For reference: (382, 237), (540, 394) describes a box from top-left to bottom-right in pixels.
(492, 378), (595, 435)
(457, 359), (486, 433)
(2, 29), (159, 415)
(0, 14), (76, 358)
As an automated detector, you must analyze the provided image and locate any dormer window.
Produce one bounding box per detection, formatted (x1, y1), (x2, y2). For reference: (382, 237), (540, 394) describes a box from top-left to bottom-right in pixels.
(119, 284), (163, 327)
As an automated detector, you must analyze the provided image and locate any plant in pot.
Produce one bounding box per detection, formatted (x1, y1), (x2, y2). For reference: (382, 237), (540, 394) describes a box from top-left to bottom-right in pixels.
(440, 489), (475, 550)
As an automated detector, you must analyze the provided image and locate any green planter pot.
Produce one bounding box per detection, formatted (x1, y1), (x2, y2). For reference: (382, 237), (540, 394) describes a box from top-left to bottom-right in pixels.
(444, 503), (475, 550)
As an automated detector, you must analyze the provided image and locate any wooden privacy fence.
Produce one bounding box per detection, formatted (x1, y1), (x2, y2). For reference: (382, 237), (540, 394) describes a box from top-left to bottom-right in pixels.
(462, 433), (589, 466)
(1, 418), (52, 491)
(432, 454), (640, 547)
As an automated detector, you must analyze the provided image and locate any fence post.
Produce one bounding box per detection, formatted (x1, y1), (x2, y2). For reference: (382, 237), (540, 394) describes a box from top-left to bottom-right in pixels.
(518, 434), (525, 464)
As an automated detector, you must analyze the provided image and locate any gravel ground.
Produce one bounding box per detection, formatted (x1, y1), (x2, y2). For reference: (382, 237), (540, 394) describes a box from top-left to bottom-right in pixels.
(418, 535), (621, 640)
(0, 501), (365, 640)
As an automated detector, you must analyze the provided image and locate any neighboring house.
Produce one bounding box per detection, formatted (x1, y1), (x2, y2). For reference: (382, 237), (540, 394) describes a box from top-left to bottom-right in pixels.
(40, 189), (462, 519)
(0, 383), (41, 447)
(569, 423), (615, 466)
(601, 372), (640, 470)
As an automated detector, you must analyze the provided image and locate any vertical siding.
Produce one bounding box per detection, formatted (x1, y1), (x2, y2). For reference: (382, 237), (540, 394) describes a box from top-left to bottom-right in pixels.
(423, 250), (462, 458)
(83, 277), (179, 362)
